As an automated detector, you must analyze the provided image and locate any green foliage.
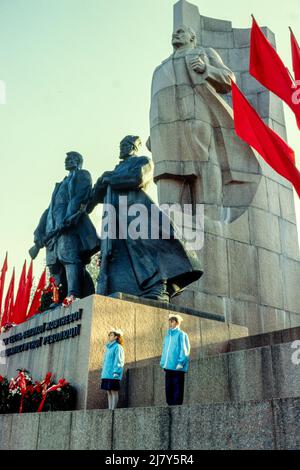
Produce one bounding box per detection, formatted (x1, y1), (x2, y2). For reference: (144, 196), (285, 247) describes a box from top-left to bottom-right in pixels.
(42, 384), (77, 412)
(86, 252), (100, 287)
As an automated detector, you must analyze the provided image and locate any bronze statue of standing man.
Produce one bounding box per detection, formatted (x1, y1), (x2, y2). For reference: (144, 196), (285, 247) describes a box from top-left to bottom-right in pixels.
(30, 151), (99, 305)
(88, 135), (203, 302)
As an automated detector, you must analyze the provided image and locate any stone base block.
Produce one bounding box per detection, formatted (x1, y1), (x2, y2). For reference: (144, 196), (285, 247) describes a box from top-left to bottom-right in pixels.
(2, 398), (300, 450)
(0, 295), (248, 410)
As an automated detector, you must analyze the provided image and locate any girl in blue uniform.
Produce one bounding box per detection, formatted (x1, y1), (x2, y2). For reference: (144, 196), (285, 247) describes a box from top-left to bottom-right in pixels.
(101, 328), (125, 410)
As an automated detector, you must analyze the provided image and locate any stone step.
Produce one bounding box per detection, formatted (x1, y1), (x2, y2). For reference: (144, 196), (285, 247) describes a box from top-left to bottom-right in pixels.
(190, 325), (300, 358)
(125, 335), (300, 408)
(227, 326), (300, 353)
(110, 292), (225, 322)
(1, 397), (299, 449)
(124, 325), (300, 372)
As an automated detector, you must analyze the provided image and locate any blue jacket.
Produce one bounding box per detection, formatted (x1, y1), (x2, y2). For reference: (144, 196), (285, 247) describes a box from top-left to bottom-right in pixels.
(160, 327), (190, 372)
(101, 341), (125, 380)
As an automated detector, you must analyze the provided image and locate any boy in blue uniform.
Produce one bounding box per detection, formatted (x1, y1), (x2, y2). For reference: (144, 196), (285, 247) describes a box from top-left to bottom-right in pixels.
(160, 314), (190, 406)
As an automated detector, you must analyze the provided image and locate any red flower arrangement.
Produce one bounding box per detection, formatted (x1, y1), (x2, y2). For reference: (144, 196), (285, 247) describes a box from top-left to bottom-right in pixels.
(0, 369), (76, 414)
(36, 372), (69, 412)
(8, 369), (32, 413)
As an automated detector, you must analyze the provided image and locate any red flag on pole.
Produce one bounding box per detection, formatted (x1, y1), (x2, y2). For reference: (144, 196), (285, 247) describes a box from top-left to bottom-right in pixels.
(290, 27), (300, 82)
(250, 16), (300, 129)
(0, 253), (8, 318)
(16, 261), (34, 325)
(12, 261), (27, 325)
(1, 268), (15, 327)
(231, 80), (300, 198)
(27, 268), (46, 319)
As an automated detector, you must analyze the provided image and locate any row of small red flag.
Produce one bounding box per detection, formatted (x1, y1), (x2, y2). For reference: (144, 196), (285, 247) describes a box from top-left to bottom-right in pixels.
(0, 253), (47, 329)
(232, 17), (300, 197)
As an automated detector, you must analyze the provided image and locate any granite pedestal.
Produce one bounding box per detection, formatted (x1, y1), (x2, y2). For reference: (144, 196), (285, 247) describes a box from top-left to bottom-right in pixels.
(0, 294), (247, 410)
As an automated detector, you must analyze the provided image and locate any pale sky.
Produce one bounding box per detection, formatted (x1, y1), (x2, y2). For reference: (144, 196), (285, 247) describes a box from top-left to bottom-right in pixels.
(0, 0), (299, 291)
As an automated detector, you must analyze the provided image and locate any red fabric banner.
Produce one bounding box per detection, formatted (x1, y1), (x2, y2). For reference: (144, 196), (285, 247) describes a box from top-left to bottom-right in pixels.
(1, 268), (15, 327)
(27, 268), (46, 319)
(231, 80), (300, 198)
(250, 17), (300, 129)
(16, 261), (33, 325)
(12, 261), (27, 324)
(290, 27), (300, 82)
(0, 253), (8, 319)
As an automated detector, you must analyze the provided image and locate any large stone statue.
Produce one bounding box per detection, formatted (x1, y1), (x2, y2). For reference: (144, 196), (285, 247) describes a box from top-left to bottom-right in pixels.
(88, 135), (203, 302)
(149, 25), (261, 222)
(30, 151), (99, 304)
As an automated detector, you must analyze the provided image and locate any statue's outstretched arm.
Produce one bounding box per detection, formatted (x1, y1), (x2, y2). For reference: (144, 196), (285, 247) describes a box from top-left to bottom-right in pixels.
(33, 208), (49, 248)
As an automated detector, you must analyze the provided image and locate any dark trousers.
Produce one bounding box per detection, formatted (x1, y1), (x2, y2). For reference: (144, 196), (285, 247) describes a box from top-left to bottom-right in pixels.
(165, 370), (185, 406)
(49, 261), (85, 298)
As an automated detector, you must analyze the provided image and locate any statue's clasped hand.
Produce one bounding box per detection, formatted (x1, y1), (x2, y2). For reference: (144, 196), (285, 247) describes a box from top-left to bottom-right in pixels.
(190, 57), (206, 74)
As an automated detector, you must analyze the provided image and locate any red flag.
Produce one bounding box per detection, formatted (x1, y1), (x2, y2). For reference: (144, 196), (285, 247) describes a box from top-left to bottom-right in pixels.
(290, 27), (300, 82)
(16, 261), (34, 325)
(0, 253), (8, 317)
(250, 16), (300, 129)
(27, 268), (46, 319)
(231, 80), (300, 198)
(1, 268), (15, 327)
(12, 261), (26, 324)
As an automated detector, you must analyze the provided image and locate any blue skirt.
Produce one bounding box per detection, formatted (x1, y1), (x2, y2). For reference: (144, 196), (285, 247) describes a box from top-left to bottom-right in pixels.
(101, 378), (120, 391)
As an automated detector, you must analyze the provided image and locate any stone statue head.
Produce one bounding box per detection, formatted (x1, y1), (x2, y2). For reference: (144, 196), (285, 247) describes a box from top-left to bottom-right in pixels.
(172, 25), (196, 49)
(65, 151), (83, 171)
(119, 135), (142, 159)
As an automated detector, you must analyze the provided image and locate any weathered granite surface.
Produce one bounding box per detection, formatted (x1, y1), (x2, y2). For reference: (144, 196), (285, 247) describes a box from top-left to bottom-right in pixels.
(0, 415), (12, 450)
(70, 410), (113, 450)
(273, 398), (300, 450)
(171, 401), (275, 450)
(2, 397), (300, 450)
(10, 413), (40, 450)
(113, 407), (170, 450)
(37, 411), (72, 450)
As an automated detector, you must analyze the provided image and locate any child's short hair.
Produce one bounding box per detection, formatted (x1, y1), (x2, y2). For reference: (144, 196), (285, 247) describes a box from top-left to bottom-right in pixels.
(168, 314), (183, 324)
